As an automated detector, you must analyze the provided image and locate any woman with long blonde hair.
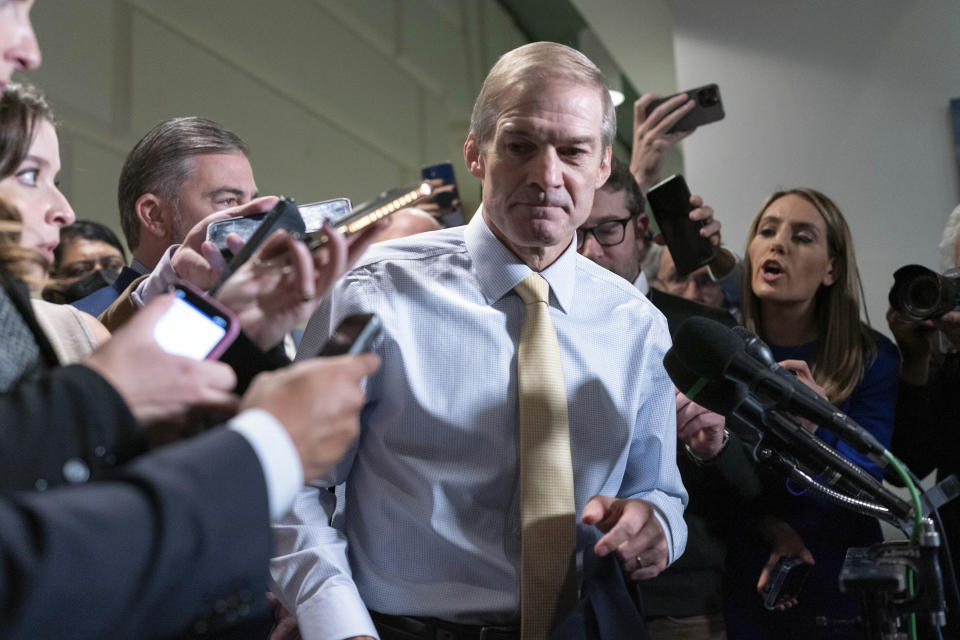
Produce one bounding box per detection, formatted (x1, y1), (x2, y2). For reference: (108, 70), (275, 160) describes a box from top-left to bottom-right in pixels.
(724, 188), (899, 639)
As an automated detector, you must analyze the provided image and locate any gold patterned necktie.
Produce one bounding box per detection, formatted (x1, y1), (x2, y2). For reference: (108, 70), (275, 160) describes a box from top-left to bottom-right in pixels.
(514, 273), (578, 639)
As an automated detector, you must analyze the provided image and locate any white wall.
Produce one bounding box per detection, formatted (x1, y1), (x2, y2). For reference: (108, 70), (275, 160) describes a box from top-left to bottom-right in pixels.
(670, 0), (960, 335)
(21, 0), (529, 248)
(573, 0), (686, 180)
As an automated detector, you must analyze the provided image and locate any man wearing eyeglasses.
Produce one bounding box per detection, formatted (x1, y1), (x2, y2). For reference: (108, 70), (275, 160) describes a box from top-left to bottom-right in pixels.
(577, 157), (733, 335)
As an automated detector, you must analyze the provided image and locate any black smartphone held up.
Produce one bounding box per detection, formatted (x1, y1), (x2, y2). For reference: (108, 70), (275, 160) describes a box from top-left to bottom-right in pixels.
(646, 174), (715, 276)
(153, 284), (240, 360)
(318, 313), (383, 357)
(760, 556), (811, 611)
(209, 198), (306, 296)
(645, 84), (725, 134)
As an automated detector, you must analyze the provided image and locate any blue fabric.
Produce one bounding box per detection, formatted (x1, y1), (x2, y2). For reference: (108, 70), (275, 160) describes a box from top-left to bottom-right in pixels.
(551, 541), (649, 640)
(271, 210), (686, 639)
(723, 330), (900, 639)
(71, 265), (141, 317)
(766, 332), (899, 480)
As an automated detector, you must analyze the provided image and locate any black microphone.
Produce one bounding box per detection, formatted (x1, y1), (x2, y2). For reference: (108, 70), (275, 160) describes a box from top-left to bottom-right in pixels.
(670, 317), (887, 457)
(664, 343), (914, 521)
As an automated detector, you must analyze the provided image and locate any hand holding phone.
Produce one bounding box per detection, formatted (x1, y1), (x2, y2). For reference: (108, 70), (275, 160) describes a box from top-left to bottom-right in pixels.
(153, 284), (239, 360)
(421, 162), (462, 224)
(207, 197), (351, 257)
(208, 198), (306, 296)
(318, 314), (382, 356)
(646, 174), (715, 276)
(759, 556), (811, 610)
(645, 84), (724, 134)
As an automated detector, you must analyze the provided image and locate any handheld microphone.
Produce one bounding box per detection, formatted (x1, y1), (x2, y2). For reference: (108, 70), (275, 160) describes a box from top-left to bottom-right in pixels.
(670, 317), (886, 457)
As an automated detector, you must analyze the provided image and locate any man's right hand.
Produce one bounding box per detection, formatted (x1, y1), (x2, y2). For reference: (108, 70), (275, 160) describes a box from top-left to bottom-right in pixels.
(84, 295), (239, 433)
(240, 354), (380, 481)
(630, 93), (696, 192)
(886, 307), (936, 385)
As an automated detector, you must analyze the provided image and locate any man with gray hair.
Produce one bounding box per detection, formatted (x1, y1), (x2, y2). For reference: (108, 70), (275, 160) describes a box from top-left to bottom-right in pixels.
(271, 41), (687, 640)
(73, 117), (257, 317)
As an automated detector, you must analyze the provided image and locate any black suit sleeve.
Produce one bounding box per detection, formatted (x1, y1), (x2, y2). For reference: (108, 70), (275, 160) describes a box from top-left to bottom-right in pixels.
(0, 426), (272, 639)
(0, 364), (144, 493)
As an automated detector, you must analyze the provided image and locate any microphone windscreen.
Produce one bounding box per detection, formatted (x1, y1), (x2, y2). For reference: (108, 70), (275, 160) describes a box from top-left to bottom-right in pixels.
(670, 316), (747, 382)
(664, 347), (748, 415)
(732, 325), (778, 368)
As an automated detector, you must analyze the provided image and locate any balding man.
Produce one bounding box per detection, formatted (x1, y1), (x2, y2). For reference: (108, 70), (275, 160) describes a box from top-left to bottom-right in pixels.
(272, 42), (687, 640)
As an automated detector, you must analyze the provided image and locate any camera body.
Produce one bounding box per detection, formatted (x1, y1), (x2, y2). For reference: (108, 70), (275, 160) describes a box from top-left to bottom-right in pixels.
(888, 264), (960, 321)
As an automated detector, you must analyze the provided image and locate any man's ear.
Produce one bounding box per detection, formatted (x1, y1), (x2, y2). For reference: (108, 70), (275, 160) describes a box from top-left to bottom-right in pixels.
(822, 256), (838, 287)
(464, 132), (484, 179)
(135, 193), (172, 243)
(635, 213), (650, 241)
(595, 146), (612, 189)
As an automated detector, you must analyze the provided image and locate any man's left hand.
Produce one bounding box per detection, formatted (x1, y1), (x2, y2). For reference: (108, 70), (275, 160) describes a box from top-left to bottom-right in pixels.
(582, 495), (668, 580)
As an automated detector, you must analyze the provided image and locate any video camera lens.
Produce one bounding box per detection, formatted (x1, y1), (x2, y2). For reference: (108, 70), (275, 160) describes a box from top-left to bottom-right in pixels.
(888, 264), (960, 321)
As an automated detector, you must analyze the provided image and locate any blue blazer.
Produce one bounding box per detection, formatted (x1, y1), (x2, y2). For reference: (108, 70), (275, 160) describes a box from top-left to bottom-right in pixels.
(1, 428), (273, 639)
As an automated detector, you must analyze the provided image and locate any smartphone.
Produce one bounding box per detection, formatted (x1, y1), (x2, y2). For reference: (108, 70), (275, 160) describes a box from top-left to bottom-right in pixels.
(302, 182), (433, 249)
(153, 284), (239, 360)
(206, 197), (351, 256)
(209, 198), (306, 296)
(760, 556), (811, 610)
(646, 174), (715, 276)
(645, 84), (724, 134)
(298, 197), (352, 233)
(421, 161), (462, 224)
(318, 313), (382, 356)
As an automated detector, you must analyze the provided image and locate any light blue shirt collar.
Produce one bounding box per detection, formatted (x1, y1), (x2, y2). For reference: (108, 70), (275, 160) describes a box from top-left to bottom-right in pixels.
(464, 206), (576, 315)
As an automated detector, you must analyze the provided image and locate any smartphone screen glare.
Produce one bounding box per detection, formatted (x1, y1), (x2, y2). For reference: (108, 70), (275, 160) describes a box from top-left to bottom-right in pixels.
(153, 293), (228, 360)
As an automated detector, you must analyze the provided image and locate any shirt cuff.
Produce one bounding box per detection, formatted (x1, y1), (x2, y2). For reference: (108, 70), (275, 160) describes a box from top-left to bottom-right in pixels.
(229, 408), (304, 520)
(132, 245), (181, 307)
(650, 510), (676, 565)
(297, 584), (379, 640)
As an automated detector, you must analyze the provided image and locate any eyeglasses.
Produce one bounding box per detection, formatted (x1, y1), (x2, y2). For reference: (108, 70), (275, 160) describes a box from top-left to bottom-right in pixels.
(54, 255), (125, 281)
(576, 215), (637, 248)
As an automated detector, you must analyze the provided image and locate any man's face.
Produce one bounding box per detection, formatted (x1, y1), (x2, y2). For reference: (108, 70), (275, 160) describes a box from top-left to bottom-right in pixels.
(0, 0), (40, 89)
(577, 187), (647, 283)
(54, 238), (124, 285)
(655, 248), (725, 308)
(465, 79), (611, 267)
(170, 151), (257, 243)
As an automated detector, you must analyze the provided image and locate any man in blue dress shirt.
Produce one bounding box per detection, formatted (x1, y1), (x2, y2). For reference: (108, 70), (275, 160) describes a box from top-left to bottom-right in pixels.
(271, 42), (687, 640)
